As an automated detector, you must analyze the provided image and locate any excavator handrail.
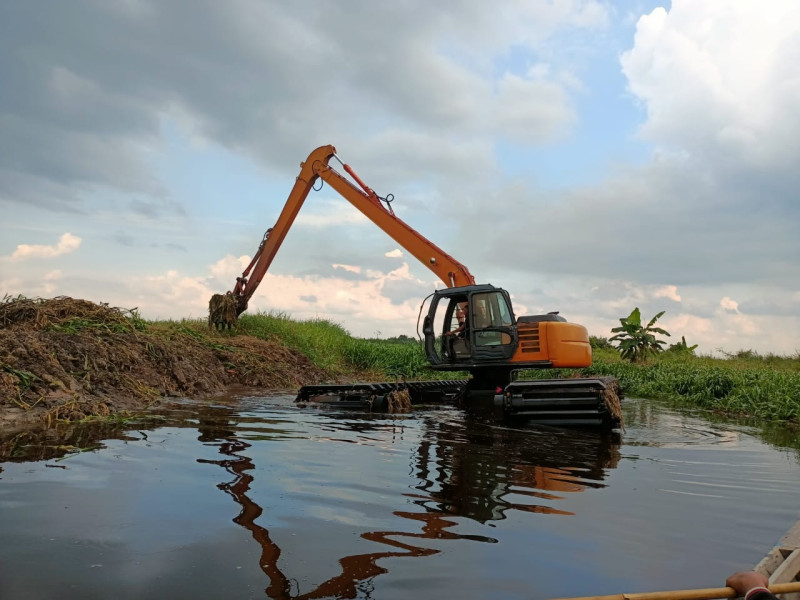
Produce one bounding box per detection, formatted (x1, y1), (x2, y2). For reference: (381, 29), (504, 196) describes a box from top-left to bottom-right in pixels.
(228, 144), (475, 315)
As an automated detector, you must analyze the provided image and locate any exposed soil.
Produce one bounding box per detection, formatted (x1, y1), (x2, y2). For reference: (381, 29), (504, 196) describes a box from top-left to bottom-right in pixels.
(0, 297), (328, 431)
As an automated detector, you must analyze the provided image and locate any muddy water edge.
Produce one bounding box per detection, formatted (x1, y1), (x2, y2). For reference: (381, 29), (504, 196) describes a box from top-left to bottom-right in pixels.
(1, 395), (800, 600)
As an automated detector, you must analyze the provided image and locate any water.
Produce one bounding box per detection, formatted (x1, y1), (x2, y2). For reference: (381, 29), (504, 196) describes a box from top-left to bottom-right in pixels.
(1, 395), (799, 600)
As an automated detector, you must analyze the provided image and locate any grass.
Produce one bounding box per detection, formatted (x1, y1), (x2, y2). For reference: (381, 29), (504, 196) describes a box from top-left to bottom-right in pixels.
(147, 311), (434, 380)
(341, 338), (430, 379)
(2, 364), (41, 389)
(45, 309), (147, 334)
(522, 347), (800, 422)
(238, 311), (353, 373)
(237, 311), (431, 379)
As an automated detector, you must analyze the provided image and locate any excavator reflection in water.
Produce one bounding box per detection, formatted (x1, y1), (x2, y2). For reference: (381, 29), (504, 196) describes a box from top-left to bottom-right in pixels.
(194, 403), (621, 598)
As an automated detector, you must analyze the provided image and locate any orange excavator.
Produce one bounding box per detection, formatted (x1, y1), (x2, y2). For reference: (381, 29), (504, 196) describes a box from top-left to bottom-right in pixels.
(212, 145), (621, 428)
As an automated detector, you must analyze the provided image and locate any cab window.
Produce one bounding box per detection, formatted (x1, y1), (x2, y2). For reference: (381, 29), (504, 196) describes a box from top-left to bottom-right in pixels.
(470, 292), (513, 347)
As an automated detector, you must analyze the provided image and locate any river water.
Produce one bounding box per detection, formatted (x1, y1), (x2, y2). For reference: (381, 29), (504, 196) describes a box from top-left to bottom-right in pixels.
(1, 395), (799, 600)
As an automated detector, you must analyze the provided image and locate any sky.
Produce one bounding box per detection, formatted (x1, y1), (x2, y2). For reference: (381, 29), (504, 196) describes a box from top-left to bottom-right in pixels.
(1, 0), (799, 356)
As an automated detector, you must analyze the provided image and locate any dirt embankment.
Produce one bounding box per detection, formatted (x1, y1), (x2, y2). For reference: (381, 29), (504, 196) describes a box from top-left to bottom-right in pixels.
(0, 297), (328, 430)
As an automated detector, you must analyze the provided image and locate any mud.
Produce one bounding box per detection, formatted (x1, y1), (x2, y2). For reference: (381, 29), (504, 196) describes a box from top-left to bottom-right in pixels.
(0, 296), (327, 431)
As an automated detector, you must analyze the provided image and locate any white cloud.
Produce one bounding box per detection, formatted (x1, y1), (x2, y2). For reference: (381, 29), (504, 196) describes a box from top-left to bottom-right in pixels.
(662, 313), (712, 340)
(208, 254), (251, 282)
(385, 249), (403, 258)
(654, 285), (681, 302)
(470, 1), (800, 304)
(295, 200), (370, 227)
(491, 70), (576, 142)
(621, 0), (800, 169)
(0, 1), (612, 210)
(332, 264), (361, 274)
(720, 296), (739, 313)
(583, 300), (799, 357)
(25, 256), (429, 336)
(246, 263), (427, 336)
(8, 233), (82, 261)
(584, 281), (683, 314)
(42, 270), (63, 295)
(142, 270), (212, 304)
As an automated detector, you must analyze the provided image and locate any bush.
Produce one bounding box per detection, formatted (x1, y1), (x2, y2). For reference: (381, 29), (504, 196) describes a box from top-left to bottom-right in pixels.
(666, 336), (698, 356)
(590, 336), (613, 350)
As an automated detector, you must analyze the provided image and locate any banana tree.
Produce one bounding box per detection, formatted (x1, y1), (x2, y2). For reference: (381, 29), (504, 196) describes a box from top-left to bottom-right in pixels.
(668, 336), (698, 355)
(610, 307), (670, 363)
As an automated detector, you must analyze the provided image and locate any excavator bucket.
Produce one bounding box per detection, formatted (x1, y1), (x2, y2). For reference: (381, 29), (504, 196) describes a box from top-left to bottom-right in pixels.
(208, 293), (238, 330)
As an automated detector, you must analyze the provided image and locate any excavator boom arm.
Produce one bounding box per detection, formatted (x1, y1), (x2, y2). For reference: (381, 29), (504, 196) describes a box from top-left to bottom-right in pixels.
(228, 145), (475, 314)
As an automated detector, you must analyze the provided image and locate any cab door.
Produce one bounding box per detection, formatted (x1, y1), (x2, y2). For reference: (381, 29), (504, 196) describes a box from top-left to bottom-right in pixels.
(423, 293), (471, 365)
(467, 290), (517, 361)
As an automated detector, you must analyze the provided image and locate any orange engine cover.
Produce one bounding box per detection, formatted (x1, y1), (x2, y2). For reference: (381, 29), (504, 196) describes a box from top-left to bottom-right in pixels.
(512, 320), (592, 368)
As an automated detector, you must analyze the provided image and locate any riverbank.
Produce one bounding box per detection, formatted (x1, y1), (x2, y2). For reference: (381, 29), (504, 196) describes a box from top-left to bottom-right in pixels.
(2, 296), (798, 430)
(0, 296), (330, 430)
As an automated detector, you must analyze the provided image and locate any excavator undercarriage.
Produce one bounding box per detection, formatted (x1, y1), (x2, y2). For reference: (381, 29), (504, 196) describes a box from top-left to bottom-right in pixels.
(297, 375), (622, 429)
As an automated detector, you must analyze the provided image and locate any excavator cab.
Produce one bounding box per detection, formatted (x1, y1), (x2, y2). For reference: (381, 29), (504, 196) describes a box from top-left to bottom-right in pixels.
(423, 284), (518, 368)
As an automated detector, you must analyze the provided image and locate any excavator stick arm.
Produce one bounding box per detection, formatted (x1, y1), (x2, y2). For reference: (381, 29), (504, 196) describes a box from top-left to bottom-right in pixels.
(229, 145), (337, 315)
(215, 145), (475, 327)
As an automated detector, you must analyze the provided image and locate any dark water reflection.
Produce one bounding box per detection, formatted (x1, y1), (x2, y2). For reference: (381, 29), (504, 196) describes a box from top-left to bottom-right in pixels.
(1, 396), (799, 600)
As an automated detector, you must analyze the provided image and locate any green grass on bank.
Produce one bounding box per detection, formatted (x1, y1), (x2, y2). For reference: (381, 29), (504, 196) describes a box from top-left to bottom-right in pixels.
(238, 311), (431, 378)
(524, 347), (800, 422)
(151, 311), (433, 380)
(594, 356), (800, 422)
(150, 312), (799, 422)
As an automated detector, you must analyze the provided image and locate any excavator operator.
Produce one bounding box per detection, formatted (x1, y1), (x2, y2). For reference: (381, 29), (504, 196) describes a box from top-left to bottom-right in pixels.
(444, 300), (469, 359)
(445, 301), (468, 338)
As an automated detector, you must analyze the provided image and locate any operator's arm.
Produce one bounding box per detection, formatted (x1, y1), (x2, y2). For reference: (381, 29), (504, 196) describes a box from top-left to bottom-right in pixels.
(444, 306), (467, 336)
(726, 571), (776, 600)
(444, 323), (464, 336)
